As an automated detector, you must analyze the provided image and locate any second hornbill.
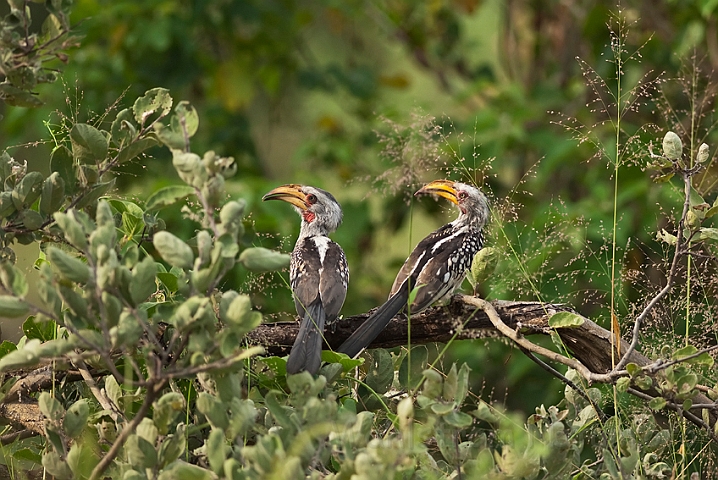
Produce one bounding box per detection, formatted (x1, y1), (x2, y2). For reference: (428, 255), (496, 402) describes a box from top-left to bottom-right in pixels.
(338, 179), (489, 358)
(263, 184), (348, 375)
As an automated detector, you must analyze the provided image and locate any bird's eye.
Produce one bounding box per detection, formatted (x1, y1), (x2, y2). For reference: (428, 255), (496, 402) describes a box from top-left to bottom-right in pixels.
(306, 194), (317, 205)
(457, 190), (468, 200)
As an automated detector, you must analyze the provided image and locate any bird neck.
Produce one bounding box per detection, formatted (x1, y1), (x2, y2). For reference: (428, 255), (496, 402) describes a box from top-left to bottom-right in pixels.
(452, 211), (484, 231)
(298, 220), (330, 240)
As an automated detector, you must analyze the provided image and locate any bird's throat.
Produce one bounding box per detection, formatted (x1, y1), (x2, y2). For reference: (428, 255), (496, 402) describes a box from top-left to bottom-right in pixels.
(302, 211), (316, 223)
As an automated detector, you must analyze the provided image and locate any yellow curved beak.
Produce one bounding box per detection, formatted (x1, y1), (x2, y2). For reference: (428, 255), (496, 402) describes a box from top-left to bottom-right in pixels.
(262, 184), (308, 210)
(415, 179), (458, 205)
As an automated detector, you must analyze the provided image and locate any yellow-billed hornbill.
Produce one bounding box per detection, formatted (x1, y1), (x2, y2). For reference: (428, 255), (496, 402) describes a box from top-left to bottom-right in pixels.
(338, 180), (489, 358)
(263, 184), (348, 375)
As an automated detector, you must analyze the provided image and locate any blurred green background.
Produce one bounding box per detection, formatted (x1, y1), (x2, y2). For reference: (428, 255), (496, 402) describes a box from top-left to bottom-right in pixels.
(2, 0), (717, 413)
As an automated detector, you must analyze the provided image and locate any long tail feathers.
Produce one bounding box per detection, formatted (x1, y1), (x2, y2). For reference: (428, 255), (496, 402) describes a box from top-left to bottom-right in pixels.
(337, 286), (409, 358)
(286, 303), (326, 375)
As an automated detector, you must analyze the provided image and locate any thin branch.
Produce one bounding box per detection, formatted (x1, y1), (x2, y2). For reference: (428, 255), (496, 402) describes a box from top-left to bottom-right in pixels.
(74, 359), (123, 423)
(616, 171), (691, 370)
(88, 381), (164, 480)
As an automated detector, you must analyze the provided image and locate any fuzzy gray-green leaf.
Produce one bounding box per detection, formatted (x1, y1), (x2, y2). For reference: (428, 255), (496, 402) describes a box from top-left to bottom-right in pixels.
(662, 131), (682, 161)
(239, 247), (290, 272)
(63, 399), (89, 438)
(70, 123), (108, 163)
(47, 247), (90, 284)
(130, 256), (157, 305)
(153, 231), (194, 269)
(0, 295), (30, 318)
(145, 185), (195, 212)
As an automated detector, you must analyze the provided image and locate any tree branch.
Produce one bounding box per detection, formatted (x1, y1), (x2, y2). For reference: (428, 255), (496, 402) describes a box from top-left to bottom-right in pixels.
(247, 295), (717, 430)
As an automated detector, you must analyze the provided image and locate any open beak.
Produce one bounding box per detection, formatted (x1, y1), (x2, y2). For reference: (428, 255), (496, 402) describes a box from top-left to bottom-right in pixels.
(262, 184), (308, 210)
(415, 179), (458, 205)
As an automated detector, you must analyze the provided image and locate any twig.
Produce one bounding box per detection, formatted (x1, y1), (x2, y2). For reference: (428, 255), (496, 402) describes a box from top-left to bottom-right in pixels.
(74, 359), (122, 423)
(88, 381), (164, 480)
(460, 296), (618, 384)
(627, 387), (718, 443)
(0, 430), (37, 445)
(615, 171), (691, 371)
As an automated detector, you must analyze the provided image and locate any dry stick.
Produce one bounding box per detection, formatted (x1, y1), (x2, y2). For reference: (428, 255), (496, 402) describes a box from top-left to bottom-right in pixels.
(74, 359), (122, 423)
(88, 382), (164, 480)
(615, 171), (691, 371)
(0, 430), (37, 446)
(461, 296), (618, 384)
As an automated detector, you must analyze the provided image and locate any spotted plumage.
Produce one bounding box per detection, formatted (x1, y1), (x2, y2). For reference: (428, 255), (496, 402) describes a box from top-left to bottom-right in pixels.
(263, 184), (348, 374)
(338, 180), (489, 359)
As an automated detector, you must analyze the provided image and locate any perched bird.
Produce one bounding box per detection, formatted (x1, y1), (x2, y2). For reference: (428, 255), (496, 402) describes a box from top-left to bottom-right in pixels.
(263, 184), (348, 375)
(338, 180), (489, 358)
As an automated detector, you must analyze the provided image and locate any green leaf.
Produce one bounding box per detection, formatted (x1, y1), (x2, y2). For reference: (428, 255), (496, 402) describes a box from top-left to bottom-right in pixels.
(206, 429), (228, 474)
(197, 393), (229, 430)
(626, 363), (641, 376)
(12, 171), (43, 209)
(648, 397), (667, 411)
(157, 460), (217, 480)
(146, 185), (195, 211)
(319, 350), (363, 371)
(153, 392), (185, 435)
(66, 441), (98, 479)
(53, 211), (88, 250)
(39, 391), (65, 420)
(697, 227), (718, 242)
(444, 410), (473, 428)
(662, 131), (682, 160)
(23, 315), (55, 341)
(117, 137), (159, 165)
(41, 451), (72, 480)
(0, 339), (40, 371)
(126, 434), (158, 470)
(469, 247), (498, 286)
(130, 256), (157, 305)
(616, 377), (631, 393)
(0, 296), (30, 318)
(0, 84), (43, 107)
(70, 123), (108, 163)
(172, 101), (199, 138)
(40, 172), (65, 216)
(74, 179), (116, 210)
(154, 231), (194, 269)
(158, 426), (186, 469)
(50, 146), (76, 195)
(238, 247), (290, 272)
(365, 348), (394, 394)
(104, 375), (122, 406)
(20, 210), (43, 230)
(157, 272), (179, 292)
(0, 341), (17, 359)
(133, 87), (173, 125)
(63, 399), (89, 438)
(0, 262), (28, 297)
(548, 311), (585, 328)
(398, 346), (428, 389)
(47, 247), (90, 284)
(110, 108), (136, 147)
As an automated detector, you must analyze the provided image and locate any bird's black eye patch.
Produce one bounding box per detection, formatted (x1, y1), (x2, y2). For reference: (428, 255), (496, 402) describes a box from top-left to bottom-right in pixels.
(306, 193), (317, 205)
(457, 190), (468, 200)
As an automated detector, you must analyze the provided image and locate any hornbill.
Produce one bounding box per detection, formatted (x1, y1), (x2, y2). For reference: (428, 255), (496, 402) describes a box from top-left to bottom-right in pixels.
(337, 180), (489, 358)
(263, 184), (348, 375)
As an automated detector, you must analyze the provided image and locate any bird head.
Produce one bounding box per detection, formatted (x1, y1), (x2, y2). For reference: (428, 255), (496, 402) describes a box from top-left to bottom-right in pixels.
(263, 184), (343, 237)
(415, 179), (490, 227)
